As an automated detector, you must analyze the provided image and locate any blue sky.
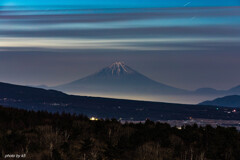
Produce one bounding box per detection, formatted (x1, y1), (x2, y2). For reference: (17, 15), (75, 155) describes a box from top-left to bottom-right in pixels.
(1, 0), (240, 7)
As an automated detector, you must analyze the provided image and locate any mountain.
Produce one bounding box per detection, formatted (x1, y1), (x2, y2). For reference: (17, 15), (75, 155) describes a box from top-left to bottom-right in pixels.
(54, 62), (188, 95)
(0, 81), (240, 120)
(194, 88), (222, 95)
(199, 95), (240, 108)
(0, 82), (66, 100)
(229, 85), (240, 94)
(34, 85), (49, 89)
(193, 85), (240, 96)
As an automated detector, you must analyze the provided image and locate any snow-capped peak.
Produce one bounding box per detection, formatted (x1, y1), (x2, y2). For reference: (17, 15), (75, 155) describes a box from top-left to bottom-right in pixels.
(107, 62), (134, 75)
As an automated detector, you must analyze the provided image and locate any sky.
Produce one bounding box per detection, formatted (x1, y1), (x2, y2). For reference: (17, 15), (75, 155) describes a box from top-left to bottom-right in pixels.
(1, 0), (240, 7)
(0, 0), (240, 93)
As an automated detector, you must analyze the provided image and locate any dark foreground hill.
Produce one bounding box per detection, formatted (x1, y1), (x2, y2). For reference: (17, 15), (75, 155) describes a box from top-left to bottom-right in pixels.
(200, 95), (240, 108)
(0, 106), (240, 160)
(0, 82), (239, 120)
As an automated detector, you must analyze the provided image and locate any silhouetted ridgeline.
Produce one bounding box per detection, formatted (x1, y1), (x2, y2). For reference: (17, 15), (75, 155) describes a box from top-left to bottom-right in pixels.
(200, 95), (240, 108)
(1, 82), (240, 121)
(0, 106), (240, 160)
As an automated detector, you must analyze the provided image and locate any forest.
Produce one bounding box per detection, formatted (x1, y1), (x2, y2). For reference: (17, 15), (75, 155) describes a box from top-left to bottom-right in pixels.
(0, 106), (240, 160)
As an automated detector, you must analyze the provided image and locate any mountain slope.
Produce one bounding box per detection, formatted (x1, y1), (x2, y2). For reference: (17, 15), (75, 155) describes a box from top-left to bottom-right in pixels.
(199, 95), (240, 108)
(194, 88), (224, 95)
(0, 82), (67, 100)
(0, 81), (239, 120)
(55, 62), (188, 95)
(229, 85), (240, 94)
(193, 85), (240, 95)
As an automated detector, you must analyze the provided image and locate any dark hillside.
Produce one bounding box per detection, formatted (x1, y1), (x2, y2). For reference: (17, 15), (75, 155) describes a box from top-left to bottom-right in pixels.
(0, 106), (240, 160)
(1, 82), (240, 120)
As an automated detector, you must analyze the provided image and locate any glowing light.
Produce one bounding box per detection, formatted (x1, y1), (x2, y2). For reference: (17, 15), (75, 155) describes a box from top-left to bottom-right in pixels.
(90, 117), (98, 121)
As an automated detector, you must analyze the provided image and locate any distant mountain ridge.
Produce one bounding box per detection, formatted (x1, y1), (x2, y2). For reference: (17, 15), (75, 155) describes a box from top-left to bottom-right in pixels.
(0, 82), (66, 100)
(199, 95), (240, 108)
(194, 88), (225, 95)
(229, 85), (240, 94)
(54, 62), (188, 95)
(193, 85), (240, 95)
(0, 81), (240, 120)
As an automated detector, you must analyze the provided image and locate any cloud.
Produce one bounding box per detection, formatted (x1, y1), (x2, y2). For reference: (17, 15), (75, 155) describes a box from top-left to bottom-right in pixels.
(1, 7), (240, 24)
(0, 6), (239, 52)
(1, 26), (239, 38)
